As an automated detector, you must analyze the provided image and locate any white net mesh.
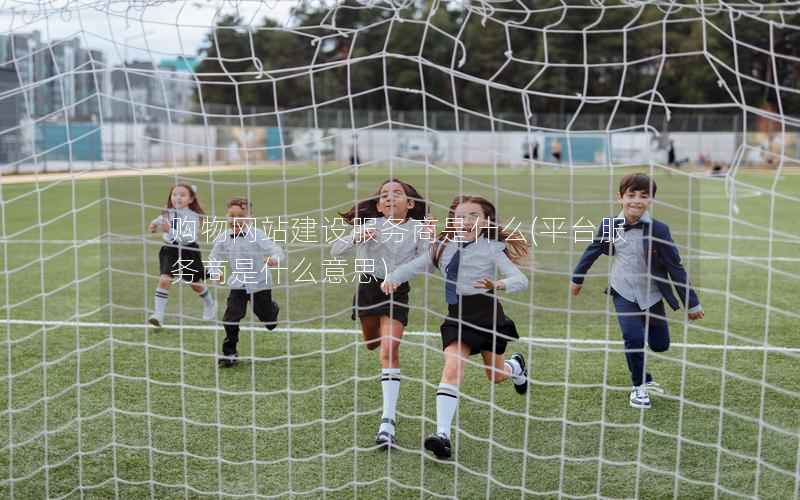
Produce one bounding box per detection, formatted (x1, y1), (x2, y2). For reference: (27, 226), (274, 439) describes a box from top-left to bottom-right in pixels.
(1, 0), (799, 498)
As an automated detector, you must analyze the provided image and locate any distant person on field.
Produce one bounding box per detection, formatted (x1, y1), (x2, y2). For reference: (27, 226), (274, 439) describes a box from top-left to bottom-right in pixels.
(347, 141), (362, 189)
(668, 141), (676, 166)
(522, 140), (538, 161)
(551, 138), (562, 163)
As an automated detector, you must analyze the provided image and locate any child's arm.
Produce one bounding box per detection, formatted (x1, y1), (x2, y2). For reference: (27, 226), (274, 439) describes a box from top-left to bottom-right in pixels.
(330, 227), (377, 256)
(656, 226), (703, 318)
(570, 219), (611, 295)
(148, 212), (170, 233)
(475, 250), (528, 293)
(380, 251), (433, 294)
(257, 236), (286, 267)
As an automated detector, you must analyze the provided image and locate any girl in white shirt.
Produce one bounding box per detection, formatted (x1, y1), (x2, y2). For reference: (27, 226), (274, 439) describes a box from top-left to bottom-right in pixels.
(381, 195), (530, 459)
(331, 178), (432, 448)
(147, 183), (215, 328)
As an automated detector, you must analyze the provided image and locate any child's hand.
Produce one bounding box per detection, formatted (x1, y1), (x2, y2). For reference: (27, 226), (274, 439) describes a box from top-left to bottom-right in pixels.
(264, 257), (279, 267)
(148, 223), (158, 233)
(474, 277), (504, 290)
(688, 310), (704, 321)
(380, 280), (399, 294)
(570, 282), (582, 296)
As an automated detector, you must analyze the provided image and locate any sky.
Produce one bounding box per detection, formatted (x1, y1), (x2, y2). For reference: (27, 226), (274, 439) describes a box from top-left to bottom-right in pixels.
(0, 0), (303, 66)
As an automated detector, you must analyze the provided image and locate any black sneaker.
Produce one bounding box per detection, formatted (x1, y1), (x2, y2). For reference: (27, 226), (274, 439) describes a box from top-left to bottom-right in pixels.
(266, 302), (280, 331)
(375, 431), (397, 449)
(510, 352), (528, 395)
(375, 418), (397, 450)
(424, 432), (452, 459)
(217, 353), (238, 368)
(147, 315), (163, 329)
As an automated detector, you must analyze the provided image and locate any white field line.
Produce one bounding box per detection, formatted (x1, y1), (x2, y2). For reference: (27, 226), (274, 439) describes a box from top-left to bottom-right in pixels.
(0, 163), (291, 185)
(2, 318), (798, 353)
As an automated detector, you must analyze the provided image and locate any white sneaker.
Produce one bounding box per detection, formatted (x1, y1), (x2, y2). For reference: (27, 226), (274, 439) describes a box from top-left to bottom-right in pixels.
(148, 314), (164, 329)
(646, 381), (665, 395)
(202, 297), (216, 321)
(629, 386), (651, 409)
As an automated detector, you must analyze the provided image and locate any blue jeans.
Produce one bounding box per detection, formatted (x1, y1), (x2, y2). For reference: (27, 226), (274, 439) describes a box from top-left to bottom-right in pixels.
(611, 289), (670, 387)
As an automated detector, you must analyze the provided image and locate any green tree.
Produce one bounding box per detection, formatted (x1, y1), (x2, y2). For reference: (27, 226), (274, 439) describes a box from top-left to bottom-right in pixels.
(193, 1), (799, 126)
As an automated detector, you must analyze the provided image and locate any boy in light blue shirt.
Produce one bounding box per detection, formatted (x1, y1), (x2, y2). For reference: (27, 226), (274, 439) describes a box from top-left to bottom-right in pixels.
(571, 173), (703, 409)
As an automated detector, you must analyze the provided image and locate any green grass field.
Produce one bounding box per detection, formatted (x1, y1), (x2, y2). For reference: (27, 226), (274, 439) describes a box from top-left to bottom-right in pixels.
(1, 163), (798, 499)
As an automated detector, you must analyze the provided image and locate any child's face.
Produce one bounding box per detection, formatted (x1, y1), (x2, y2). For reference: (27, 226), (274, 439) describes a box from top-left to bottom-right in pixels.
(617, 188), (652, 222)
(171, 186), (193, 209)
(227, 205), (249, 233)
(452, 201), (486, 240)
(376, 181), (414, 219)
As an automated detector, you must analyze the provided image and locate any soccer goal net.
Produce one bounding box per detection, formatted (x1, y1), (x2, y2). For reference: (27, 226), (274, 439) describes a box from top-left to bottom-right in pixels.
(1, 0), (799, 498)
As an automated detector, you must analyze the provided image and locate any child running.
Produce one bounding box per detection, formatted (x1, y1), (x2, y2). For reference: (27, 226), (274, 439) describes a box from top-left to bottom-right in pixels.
(571, 173), (703, 409)
(207, 198), (285, 367)
(381, 195), (530, 459)
(331, 178), (431, 448)
(148, 183), (215, 328)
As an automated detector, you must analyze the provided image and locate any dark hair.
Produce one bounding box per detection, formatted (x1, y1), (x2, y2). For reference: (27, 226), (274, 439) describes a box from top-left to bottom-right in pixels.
(619, 173), (657, 197)
(338, 179), (427, 224)
(227, 197), (252, 213)
(431, 195), (529, 267)
(166, 183), (204, 214)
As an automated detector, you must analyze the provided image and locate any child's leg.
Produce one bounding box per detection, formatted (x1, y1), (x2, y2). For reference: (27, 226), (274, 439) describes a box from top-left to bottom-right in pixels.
(435, 341), (471, 438)
(642, 301), (670, 390)
(378, 317), (403, 369)
(158, 275), (172, 290)
(441, 341), (470, 385)
(151, 274), (173, 321)
(645, 301), (670, 354)
(612, 292), (649, 386)
(481, 351), (527, 394)
(252, 290), (279, 330)
(481, 352), (512, 383)
(377, 317), (404, 437)
(190, 281), (215, 310)
(176, 246), (212, 309)
(221, 290), (248, 356)
(360, 317), (381, 350)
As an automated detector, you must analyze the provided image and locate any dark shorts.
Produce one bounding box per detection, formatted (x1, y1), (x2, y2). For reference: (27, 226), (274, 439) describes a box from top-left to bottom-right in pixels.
(158, 242), (205, 283)
(440, 293), (519, 355)
(351, 274), (410, 327)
